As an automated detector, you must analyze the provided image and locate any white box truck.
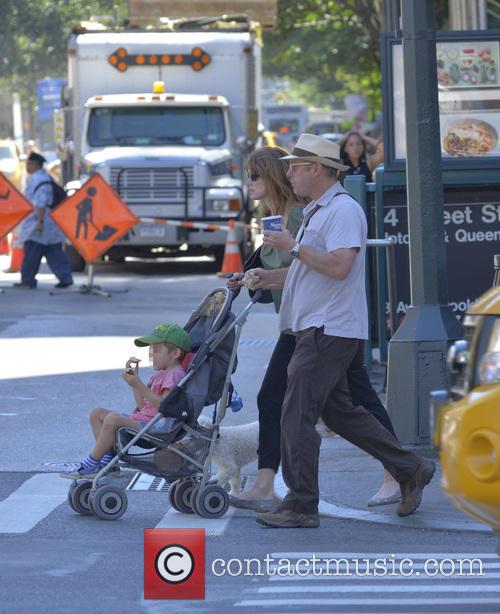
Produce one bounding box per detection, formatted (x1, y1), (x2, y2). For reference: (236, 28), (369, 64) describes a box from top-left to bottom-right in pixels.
(59, 16), (261, 268)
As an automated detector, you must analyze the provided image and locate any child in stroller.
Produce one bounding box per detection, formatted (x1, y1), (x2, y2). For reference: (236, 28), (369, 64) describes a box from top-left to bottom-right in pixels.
(65, 288), (261, 521)
(61, 323), (190, 480)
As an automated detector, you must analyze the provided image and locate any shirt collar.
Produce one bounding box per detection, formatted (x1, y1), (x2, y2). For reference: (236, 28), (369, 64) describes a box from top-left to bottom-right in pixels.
(304, 181), (343, 213)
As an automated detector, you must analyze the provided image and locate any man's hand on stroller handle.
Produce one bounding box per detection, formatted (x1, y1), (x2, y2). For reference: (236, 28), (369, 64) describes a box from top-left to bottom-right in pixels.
(226, 272), (245, 291)
(244, 267), (287, 290)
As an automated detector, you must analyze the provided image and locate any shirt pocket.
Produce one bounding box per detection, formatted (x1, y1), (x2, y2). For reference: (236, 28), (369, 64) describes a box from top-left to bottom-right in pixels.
(301, 227), (326, 251)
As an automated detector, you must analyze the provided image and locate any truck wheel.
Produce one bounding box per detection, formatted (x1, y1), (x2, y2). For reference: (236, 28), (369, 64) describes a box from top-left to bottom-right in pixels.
(65, 245), (86, 272)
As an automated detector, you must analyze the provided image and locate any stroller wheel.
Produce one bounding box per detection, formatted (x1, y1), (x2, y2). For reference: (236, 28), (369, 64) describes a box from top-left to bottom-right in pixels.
(168, 479), (181, 511)
(69, 481), (94, 516)
(173, 479), (196, 514)
(90, 485), (128, 521)
(194, 485), (229, 519)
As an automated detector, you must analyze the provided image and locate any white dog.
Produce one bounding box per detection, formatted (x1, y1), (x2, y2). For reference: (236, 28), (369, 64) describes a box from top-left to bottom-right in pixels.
(197, 415), (259, 495)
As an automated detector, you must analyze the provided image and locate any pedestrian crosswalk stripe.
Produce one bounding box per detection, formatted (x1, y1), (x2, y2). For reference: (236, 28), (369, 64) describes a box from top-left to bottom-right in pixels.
(0, 474), (68, 533)
(270, 551), (500, 559)
(235, 597), (500, 607)
(155, 506), (235, 536)
(256, 584), (500, 593)
(269, 571), (500, 582)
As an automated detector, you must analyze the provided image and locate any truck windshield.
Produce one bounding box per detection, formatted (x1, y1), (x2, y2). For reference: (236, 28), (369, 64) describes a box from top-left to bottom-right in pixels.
(87, 106), (225, 147)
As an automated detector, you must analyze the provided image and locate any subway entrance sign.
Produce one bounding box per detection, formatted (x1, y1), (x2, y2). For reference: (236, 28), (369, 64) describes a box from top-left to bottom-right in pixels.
(50, 173), (139, 263)
(0, 173), (33, 238)
(370, 170), (500, 329)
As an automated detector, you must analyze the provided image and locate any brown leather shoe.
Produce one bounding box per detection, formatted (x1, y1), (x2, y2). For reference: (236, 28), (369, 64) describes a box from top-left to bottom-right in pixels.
(256, 508), (320, 528)
(397, 459), (436, 517)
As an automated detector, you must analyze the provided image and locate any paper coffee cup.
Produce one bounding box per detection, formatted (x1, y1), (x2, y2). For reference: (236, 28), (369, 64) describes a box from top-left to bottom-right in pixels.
(261, 215), (282, 231)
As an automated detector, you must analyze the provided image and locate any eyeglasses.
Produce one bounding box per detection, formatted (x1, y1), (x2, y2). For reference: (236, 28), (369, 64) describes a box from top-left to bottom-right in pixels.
(288, 162), (312, 172)
(246, 171), (260, 181)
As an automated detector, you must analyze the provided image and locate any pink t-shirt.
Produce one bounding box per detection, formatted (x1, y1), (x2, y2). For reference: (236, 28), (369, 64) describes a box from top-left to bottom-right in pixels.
(130, 365), (185, 423)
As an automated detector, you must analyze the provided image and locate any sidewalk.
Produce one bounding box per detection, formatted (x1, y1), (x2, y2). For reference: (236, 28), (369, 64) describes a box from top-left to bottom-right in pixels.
(247, 361), (491, 535)
(311, 434), (490, 533)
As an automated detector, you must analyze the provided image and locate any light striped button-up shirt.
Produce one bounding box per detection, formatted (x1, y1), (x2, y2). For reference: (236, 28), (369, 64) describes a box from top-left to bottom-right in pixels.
(19, 169), (65, 245)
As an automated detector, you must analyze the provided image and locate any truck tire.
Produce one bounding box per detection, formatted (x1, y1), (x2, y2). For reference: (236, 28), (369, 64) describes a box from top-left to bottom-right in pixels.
(65, 245), (86, 272)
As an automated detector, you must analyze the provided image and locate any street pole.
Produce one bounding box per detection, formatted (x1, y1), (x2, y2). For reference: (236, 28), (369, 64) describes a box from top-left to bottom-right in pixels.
(383, 0), (401, 31)
(12, 93), (24, 153)
(386, 0), (463, 444)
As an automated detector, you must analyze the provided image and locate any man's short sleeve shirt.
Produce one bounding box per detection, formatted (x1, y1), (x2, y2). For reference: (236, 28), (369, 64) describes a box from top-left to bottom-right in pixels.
(279, 182), (368, 339)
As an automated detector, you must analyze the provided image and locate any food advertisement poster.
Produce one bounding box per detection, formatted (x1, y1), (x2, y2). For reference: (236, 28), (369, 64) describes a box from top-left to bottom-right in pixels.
(437, 42), (499, 88)
(441, 114), (499, 157)
(391, 39), (500, 161)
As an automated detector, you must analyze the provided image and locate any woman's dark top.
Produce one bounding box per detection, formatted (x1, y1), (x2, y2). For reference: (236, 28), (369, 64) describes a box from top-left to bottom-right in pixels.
(343, 158), (372, 182)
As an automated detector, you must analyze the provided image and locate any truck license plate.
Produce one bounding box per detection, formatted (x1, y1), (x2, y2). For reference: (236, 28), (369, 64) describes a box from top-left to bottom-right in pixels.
(138, 225), (165, 238)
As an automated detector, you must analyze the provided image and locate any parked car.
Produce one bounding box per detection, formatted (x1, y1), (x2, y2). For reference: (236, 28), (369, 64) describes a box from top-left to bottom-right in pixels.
(0, 139), (24, 189)
(431, 263), (500, 553)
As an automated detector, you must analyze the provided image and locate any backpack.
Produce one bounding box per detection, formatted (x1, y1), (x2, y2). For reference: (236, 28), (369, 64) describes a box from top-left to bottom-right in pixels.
(33, 180), (67, 209)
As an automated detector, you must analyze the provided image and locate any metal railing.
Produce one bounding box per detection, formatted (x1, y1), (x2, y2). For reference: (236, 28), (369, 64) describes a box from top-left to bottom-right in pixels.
(364, 238), (398, 371)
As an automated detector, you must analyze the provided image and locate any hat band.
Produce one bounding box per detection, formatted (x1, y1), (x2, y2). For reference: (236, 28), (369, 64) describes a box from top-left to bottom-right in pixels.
(292, 146), (342, 165)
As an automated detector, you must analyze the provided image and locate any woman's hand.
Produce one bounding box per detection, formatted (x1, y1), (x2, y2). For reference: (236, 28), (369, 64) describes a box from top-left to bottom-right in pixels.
(226, 272), (245, 290)
(263, 228), (295, 252)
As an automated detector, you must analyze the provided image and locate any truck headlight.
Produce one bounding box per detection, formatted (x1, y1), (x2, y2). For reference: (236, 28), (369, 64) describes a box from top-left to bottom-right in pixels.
(478, 352), (500, 386)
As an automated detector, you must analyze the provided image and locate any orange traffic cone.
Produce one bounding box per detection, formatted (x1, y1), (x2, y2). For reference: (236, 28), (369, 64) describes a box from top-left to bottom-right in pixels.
(6, 227), (24, 273)
(218, 220), (243, 276)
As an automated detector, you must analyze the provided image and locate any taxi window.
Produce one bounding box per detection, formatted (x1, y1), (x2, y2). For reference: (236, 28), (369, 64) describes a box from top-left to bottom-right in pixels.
(486, 317), (500, 352)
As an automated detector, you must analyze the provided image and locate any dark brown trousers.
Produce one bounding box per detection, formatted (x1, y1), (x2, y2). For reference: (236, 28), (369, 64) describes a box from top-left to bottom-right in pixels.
(280, 327), (421, 514)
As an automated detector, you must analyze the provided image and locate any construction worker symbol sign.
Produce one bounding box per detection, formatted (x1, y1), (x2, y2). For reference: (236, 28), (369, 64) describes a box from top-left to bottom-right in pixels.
(0, 173), (34, 239)
(50, 174), (139, 263)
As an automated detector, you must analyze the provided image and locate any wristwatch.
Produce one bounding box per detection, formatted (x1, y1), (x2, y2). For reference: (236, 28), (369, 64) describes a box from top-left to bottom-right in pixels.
(289, 242), (301, 259)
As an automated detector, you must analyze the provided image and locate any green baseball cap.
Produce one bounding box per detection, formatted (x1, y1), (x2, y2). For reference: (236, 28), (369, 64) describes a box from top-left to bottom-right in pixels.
(134, 323), (191, 352)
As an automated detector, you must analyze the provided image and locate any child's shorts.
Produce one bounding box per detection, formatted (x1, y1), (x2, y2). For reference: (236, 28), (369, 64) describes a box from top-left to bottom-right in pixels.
(121, 412), (148, 429)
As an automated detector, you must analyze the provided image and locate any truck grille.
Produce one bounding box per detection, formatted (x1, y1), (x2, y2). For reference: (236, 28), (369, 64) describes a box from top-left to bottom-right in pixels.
(109, 167), (194, 203)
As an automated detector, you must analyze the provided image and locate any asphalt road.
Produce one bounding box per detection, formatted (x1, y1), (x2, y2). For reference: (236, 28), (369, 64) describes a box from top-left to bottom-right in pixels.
(0, 257), (498, 613)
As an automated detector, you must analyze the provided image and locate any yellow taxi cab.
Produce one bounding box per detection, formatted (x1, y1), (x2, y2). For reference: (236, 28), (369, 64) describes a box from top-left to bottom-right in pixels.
(431, 265), (500, 552)
(0, 139), (24, 189)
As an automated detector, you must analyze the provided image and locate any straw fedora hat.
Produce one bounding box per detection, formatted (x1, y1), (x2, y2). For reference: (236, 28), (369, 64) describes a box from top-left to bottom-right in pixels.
(281, 133), (349, 171)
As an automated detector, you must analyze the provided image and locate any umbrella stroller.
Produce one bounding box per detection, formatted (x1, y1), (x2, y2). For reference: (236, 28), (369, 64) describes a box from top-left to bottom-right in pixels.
(67, 287), (261, 521)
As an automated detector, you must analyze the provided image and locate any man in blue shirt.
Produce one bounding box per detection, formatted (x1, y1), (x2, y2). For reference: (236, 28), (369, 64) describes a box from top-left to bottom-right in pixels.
(15, 152), (73, 289)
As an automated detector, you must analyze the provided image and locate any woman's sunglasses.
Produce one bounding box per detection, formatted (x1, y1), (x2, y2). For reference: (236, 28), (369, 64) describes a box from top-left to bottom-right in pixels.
(246, 171), (260, 181)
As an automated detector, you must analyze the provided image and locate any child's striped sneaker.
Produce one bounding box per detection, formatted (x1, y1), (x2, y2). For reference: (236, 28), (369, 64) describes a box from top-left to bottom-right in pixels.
(60, 464), (100, 480)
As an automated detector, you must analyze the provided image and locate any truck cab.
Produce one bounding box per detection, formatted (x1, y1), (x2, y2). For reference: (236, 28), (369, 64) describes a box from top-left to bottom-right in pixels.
(80, 87), (244, 263)
(60, 21), (261, 266)
(431, 269), (500, 552)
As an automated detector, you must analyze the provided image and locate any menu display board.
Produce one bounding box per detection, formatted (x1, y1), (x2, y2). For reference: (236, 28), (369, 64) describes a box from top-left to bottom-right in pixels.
(383, 32), (500, 170)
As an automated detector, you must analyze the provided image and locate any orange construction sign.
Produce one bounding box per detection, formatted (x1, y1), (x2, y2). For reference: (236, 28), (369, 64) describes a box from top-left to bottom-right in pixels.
(50, 174), (139, 263)
(0, 173), (34, 239)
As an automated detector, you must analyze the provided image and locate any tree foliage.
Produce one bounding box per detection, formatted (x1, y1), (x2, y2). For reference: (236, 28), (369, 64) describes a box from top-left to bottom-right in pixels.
(0, 0), (126, 115)
(263, 0), (449, 112)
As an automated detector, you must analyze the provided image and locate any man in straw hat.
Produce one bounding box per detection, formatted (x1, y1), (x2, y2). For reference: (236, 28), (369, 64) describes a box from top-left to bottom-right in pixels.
(248, 133), (435, 528)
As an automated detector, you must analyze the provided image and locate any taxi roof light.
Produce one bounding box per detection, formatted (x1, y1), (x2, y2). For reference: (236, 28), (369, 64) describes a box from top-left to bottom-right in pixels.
(153, 81), (165, 94)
